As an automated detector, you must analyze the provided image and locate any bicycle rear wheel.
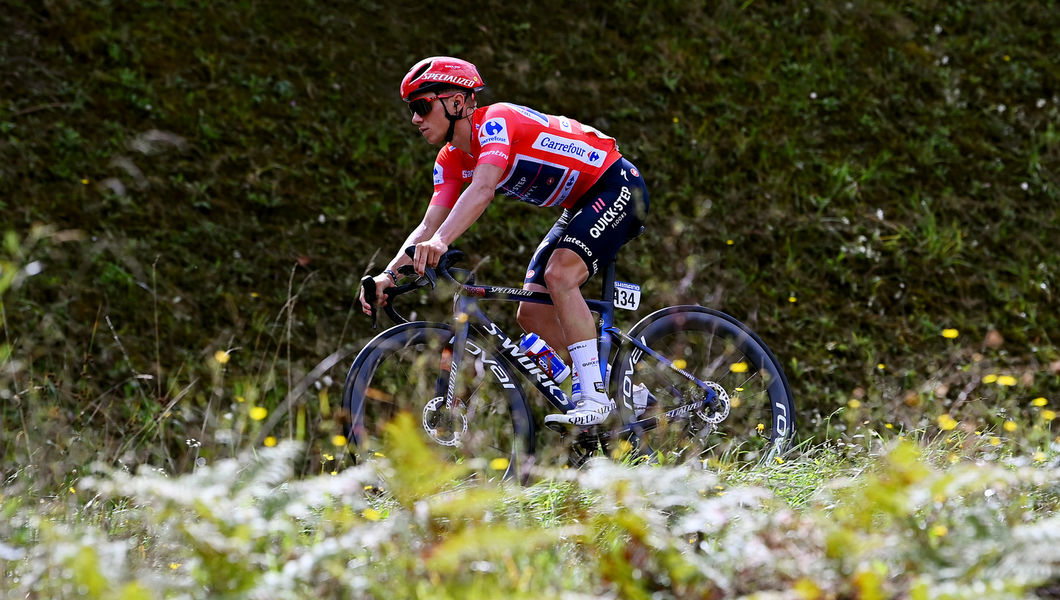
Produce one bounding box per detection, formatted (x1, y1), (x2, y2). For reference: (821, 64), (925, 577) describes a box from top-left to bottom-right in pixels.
(610, 306), (795, 465)
(341, 322), (533, 479)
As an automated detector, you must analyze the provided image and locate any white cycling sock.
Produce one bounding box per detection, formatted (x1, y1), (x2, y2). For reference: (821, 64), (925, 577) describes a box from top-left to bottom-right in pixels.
(568, 339), (608, 405)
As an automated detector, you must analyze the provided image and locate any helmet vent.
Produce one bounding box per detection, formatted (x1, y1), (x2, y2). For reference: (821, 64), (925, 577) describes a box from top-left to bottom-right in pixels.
(410, 62), (432, 81)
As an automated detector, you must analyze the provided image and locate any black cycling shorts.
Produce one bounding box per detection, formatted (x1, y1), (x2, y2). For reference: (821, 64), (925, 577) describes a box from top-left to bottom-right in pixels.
(524, 157), (649, 287)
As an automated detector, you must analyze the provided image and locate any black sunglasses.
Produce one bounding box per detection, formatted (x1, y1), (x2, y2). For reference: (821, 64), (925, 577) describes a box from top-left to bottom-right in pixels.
(408, 93), (461, 117)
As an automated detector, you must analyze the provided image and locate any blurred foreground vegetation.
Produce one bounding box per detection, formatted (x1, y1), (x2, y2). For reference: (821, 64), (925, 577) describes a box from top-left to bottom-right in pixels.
(1, 0), (1059, 596)
(3, 416), (1060, 599)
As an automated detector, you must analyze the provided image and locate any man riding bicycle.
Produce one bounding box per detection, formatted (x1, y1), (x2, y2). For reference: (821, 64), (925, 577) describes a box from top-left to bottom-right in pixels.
(359, 56), (649, 427)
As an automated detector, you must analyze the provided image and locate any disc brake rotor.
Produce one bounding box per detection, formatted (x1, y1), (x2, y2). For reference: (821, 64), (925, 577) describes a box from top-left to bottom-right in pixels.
(696, 382), (731, 424)
(422, 396), (468, 447)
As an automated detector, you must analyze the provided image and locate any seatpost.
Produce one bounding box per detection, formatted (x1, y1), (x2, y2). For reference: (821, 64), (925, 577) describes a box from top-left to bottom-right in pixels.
(602, 261), (616, 305)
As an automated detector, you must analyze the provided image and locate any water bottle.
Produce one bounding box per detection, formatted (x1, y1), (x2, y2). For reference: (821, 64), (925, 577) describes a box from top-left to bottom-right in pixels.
(518, 333), (571, 384)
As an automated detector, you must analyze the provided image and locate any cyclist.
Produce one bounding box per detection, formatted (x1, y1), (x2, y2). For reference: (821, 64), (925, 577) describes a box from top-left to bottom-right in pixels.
(360, 56), (649, 427)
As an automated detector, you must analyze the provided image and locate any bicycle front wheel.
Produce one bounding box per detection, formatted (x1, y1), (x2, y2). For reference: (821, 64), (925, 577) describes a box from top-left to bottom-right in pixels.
(341, 322), (533, 478)
(610, 306), (795, 465)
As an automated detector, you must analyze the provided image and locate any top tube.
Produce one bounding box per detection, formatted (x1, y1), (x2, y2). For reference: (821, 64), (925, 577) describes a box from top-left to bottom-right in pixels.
(433, 248), (618, 307)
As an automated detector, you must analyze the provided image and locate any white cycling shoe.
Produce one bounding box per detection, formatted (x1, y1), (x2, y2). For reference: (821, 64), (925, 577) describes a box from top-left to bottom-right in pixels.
(544, 396), (616, 427)
(631, 383), (656, 418)
(546, 384), (657, 428)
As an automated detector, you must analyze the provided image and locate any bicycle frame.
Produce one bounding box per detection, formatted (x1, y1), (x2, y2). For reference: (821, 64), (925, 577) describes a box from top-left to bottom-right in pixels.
(438, 261), (721, 436)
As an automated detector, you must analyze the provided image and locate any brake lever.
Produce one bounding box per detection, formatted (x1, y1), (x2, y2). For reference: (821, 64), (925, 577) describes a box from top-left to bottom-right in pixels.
(361, 276), (380, 330)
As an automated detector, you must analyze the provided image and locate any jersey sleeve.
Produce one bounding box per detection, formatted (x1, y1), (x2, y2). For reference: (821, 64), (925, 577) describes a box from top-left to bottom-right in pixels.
(474, 105), (514, 170)
(429, 146), (466, 209)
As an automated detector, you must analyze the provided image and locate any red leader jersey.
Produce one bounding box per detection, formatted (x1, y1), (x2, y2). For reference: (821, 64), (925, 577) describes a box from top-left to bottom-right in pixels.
(430, 103), (622, 210)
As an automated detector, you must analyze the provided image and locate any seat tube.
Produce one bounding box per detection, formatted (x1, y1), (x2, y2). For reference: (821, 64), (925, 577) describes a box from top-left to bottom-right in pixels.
(597, 261), (618, 381)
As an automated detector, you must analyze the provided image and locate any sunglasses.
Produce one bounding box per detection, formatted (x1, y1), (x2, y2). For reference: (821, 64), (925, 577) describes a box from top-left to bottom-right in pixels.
(408, 93), (461, 117)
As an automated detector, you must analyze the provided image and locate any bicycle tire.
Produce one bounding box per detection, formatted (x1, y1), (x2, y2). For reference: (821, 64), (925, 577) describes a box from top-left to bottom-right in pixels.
(341, 322), (534, 479)
(610, 306), (795, 465)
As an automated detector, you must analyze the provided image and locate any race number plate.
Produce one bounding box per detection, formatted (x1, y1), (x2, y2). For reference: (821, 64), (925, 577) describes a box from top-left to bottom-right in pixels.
(613, 281), (641, 311)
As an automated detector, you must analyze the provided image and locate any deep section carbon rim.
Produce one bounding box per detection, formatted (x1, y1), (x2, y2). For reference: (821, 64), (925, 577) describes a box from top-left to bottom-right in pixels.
(342, 323), (532, 477)
(611, 307), (795, 465)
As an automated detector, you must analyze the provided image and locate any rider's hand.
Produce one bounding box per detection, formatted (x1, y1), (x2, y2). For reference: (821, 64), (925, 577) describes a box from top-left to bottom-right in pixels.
(359, 273), (393, 315)
(414, 236), (448, 275)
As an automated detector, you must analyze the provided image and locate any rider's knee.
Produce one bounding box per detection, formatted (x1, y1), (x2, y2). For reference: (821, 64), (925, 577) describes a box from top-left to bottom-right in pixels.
(543, 250), (588, 292)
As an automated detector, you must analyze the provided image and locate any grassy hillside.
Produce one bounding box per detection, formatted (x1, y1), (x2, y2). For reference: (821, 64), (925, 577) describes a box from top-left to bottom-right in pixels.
(2, 0), (1058, 475)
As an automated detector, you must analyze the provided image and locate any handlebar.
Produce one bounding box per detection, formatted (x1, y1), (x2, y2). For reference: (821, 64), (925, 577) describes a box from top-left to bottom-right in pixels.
(361, 247), (471, 328)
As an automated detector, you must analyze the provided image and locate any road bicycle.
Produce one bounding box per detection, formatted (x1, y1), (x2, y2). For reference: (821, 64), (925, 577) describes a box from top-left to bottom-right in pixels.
(341, 246), (794, 479)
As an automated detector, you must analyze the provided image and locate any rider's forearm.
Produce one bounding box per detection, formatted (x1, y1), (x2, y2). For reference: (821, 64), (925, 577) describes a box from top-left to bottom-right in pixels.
(435, 182), (493, 245)
(386, 205), (450, 271)
(388, 225), (431, 270)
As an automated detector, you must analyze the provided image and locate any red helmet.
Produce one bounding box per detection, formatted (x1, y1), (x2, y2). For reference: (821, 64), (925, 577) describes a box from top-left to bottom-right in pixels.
(400, 56), (485, 101)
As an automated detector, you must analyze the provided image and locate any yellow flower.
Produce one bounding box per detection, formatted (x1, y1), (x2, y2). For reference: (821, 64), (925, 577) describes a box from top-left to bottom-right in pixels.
(996, 375), (1017, 386)
(672, 116), (679, 124)
(877, 363), (886, 371)
(673, 358), (687, 370)
(775, 457), (785, 464)
(794, 578), (822, 600)
(989, 436), (1001, 446)
(213, 350), (231, 365)
(941, 328), (959, 339)
(69, 487), (76, 494)
(1041, 410), (1056, 422)
(249, 406), (268, 421)
(937, 414), (958, 431)
(982, 374), (998, 384)
(362, 508), (382, 521)
(169, 563), (182, 570)
(730, 361), (748, 373)
(236, 395), (246, 403)
(1033, 452), (1046, 463)
(1003, 420), (1018, 432)
(81, 178), (90, 185)
(263, 436), (277, 447)
(726, 239), (734, 246)
(930, 525), (948, 537)
(847, 399), (861, 409)
(788, 295), (797, 303)
(332, 435), (348, 447)
(885, 423), (894, 429)
(322, 453), (334, 461)
(1032, 397), (1048, 407)
(756, 423), (765, 434)
(489, 457), (510, 471)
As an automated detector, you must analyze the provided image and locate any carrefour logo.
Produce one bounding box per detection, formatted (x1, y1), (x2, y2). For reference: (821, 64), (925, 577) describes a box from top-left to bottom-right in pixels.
(479, 118), (509, 146)
(532, 133), (606, 167)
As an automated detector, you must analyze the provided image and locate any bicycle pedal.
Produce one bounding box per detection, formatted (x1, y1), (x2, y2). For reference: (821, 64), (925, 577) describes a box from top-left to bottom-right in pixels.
(544, 421), (573, 435)
(544, 421), (597, 436)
